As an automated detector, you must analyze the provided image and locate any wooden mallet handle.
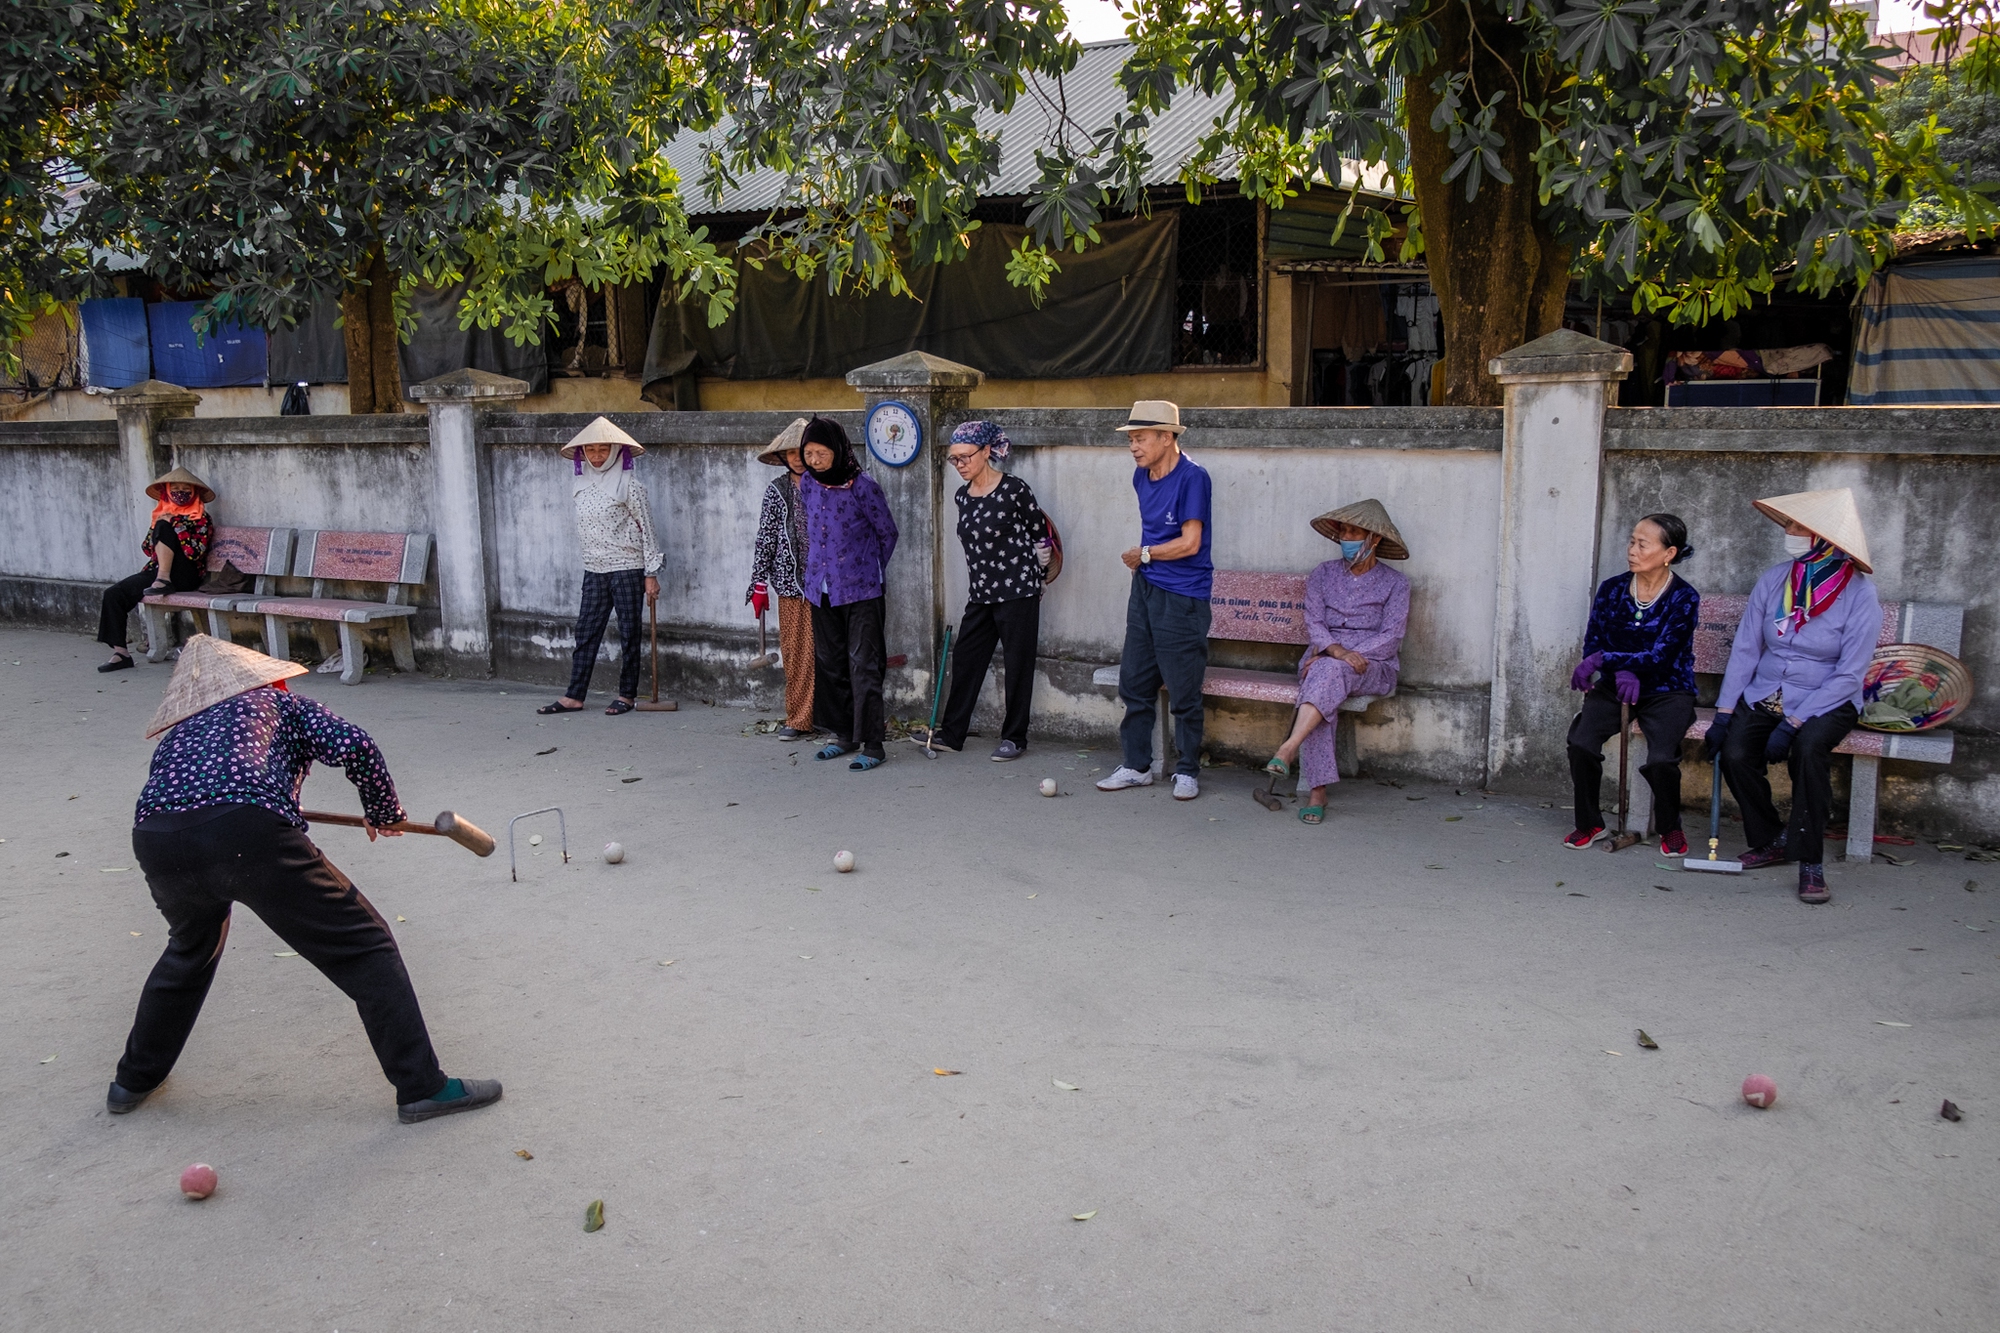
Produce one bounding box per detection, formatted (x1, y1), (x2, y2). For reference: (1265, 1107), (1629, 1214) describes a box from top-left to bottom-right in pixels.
(303, 810), (497, 858)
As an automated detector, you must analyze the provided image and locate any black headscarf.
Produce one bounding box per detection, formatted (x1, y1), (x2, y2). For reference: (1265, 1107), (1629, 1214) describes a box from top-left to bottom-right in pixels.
(802, 416), (862, 488)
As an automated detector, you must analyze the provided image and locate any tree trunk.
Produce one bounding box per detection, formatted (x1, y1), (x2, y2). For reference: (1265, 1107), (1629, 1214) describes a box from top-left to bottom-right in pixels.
(1403, 10), (1571, 406)
(340, 247), (404, 414)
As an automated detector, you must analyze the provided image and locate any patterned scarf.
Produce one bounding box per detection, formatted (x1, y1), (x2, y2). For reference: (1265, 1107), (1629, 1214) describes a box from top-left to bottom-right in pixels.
(1777, 538), (1853, 637)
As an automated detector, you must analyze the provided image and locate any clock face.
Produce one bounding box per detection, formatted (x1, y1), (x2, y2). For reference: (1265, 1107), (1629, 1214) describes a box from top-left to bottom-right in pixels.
(865, 400), (923, 468)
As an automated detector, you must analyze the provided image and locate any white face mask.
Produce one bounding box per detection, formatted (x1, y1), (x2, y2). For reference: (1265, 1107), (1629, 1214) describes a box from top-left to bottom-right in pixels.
(1783, 534), (1814, 558)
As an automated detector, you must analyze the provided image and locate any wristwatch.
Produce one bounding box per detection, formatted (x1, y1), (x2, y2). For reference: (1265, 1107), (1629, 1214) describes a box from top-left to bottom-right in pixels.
(1140, 546), (1152, 565)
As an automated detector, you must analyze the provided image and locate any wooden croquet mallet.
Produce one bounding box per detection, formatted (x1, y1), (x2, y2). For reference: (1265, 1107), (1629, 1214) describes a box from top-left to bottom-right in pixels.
(303, 810), (497, 857)
(636, 591), (679, 711)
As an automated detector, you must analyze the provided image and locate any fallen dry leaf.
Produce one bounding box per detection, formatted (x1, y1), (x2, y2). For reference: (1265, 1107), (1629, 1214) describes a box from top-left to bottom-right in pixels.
(1052, 1079), (1079, 1091)
(396, 915), (406, 922)
(100, 867), (127, 874)
(584, 1199), (605, 1233)
(515, 1149), (534, 1160)
(659, 959), (675, 966)
(1636, 1030), (1659, 1050)
(1941, 1099), (1964, 1122)
(1072, 1210), (1097, 1221)
(39, 1055), (55, 1064)
(621, 777), (642, 784)
(932, 1068), (962, 1077)
(1604, 1049), (1622, 1057)
(1875, 1020), (1912, 1027)
(535, 746), (557, 756)
(129, 931), (141, 936)
(273, 951), (298, 958)
(1027, 893), (1037, 898)
(1444, 816), (1462, 822)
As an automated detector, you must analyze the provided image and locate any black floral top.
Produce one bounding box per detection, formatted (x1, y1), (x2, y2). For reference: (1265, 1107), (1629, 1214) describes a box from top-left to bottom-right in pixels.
(135, 687), (405, 830)
(954, 474), (1044, 605)
(143, 512), (214, 576)
(748, 473), (808, 601)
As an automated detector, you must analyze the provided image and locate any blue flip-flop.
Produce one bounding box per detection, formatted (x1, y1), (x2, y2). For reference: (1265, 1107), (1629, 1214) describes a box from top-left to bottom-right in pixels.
(814, 741), (856, 762)
(848, 753), (884, 771)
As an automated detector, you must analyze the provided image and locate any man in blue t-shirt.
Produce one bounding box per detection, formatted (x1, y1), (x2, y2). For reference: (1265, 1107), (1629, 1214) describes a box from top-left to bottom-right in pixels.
(1096, 400), (1214, 800)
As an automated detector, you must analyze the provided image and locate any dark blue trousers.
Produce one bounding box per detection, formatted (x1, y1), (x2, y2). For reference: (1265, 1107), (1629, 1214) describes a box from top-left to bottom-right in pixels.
(566, 569), (645, 701)
(1118, 572), (1210, 778)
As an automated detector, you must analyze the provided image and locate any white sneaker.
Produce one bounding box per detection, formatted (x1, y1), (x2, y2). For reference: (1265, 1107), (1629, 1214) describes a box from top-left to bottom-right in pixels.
(1173, 774), (1199, 801)
(1096, 766), (1155, 791)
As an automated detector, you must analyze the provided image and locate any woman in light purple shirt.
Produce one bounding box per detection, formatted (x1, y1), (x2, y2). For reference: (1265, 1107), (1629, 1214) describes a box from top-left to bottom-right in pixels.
(1264, 500), (1411, 825)
(1704, 488), (1879, 905)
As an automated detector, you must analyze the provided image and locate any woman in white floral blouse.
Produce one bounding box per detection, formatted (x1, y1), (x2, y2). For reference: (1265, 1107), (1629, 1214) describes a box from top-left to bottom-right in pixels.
(930, 420), (1053, 761)
(538, 417), (662, 716)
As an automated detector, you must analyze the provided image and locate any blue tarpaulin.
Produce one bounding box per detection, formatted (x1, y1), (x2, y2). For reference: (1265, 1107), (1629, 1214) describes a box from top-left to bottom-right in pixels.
(79, 298), (150, 389)
(147, 302), (268, 387)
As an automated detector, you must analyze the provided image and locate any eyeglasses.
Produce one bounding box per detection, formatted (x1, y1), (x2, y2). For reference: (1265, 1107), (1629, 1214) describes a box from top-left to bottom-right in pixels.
(946, 450), (985, 467)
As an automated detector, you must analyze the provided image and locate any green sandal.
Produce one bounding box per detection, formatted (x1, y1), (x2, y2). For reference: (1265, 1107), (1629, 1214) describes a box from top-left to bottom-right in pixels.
(1298, 805), (1325, 825)
(1263, 755), (1290, 778)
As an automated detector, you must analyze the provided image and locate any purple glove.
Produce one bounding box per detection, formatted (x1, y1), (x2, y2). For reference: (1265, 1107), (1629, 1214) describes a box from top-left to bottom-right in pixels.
(1569, 653), (1603, 692)
(1614, 671), (1641, 706)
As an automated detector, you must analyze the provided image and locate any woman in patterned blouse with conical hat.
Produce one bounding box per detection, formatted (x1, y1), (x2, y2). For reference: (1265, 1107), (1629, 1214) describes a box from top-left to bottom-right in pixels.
(747, 417), (816, 740)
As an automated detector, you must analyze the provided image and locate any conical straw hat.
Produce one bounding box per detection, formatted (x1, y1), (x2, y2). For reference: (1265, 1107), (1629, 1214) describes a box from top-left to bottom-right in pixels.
(1752, 487), (1872, 573)
(145, 465), (215, 502)
(558, 416), (645, 460)
(758, 417), (810, 466)
(146, 635), (307, 738)
(1310, 498), (1409, 560)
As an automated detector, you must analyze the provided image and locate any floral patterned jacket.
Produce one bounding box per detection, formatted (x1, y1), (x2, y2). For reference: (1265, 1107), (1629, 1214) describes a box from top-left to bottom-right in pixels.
(143, 512), (214, 576)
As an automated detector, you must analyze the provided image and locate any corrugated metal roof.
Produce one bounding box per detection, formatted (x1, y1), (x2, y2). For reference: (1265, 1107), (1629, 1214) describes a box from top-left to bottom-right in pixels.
(663, 39), (1246, 217)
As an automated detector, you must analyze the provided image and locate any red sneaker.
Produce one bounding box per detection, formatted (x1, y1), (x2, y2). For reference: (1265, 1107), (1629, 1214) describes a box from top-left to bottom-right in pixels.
(1563, 826), (1607, 850)
(1659, 830), (1688, 856)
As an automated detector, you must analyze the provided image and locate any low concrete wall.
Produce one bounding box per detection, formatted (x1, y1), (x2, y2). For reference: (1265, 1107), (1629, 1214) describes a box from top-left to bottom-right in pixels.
(1603, 408), (1999, 838)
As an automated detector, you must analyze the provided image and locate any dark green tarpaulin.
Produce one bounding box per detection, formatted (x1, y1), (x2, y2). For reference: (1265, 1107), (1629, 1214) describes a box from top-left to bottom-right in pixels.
(400, 283), (549, 396)
(643, 212), (1177, 390)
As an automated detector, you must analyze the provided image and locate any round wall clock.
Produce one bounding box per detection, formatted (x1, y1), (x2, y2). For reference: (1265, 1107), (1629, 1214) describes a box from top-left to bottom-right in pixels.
(865, 399), (923, 468)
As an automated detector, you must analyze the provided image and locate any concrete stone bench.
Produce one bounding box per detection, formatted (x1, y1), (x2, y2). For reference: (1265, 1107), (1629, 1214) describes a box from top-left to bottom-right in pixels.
(140, 526), (295, 661)
(236, 530), (432, 684)
(1605, 593), (1963, 860)
(1091, 570), (1395, 777)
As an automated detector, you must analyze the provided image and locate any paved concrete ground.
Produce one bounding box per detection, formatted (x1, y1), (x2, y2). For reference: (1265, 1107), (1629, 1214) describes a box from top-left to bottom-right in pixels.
(2, 624), (1996, 1332)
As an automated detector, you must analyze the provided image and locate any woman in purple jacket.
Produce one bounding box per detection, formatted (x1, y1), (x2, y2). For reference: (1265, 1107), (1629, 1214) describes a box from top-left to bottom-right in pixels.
(799, 418), (899, 770)
(1707, 488), (1880, 905)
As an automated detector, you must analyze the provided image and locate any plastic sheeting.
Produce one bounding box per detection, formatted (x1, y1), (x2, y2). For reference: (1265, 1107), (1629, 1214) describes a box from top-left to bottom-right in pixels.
(1850, 256), (2000, 404)
(266, 293), (350, 385)
(398, 283), (549, 396)
(147, 302), (268, 387)
(79, 298), (150, 389)
(644, 213), (1177, 389)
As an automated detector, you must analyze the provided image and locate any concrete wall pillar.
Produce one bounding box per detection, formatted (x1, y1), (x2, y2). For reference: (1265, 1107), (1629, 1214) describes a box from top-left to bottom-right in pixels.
(1486, 331), (1633, 785)
(107, 380), (202, 535)
(409, 369), (530, 675)
(845, 351), (983, 710)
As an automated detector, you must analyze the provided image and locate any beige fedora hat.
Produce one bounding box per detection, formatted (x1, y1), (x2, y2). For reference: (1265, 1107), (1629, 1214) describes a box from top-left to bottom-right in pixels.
(1311, 498), (1409, 561)
(1752, 487), (1872, 573)
(757, 417), (810, 467)
(558, 415), (645, 460)
(1115, 400), (1184, 434)
(146, 635), (307, 738)
(145, 465), (215, 503)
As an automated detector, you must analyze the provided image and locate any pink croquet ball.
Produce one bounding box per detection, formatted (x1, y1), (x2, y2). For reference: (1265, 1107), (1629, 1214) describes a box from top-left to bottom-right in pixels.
(1741, 1074), (1778, 1109)
(179, 1162), (217, 1199)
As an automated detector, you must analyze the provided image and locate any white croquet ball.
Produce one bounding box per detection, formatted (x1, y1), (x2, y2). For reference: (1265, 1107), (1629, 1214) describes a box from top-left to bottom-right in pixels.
(833, 849), (856, 873)
(603, 841), (625, 865)
(528, 834), (543, 847)
(1040, 778), (1058, 797)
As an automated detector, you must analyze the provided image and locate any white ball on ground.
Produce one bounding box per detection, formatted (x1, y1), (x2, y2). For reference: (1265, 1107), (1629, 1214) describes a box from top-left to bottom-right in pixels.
(833, 849), (856, 873)
(602, 842), (625, 864)
(1040, 778), (1058, 797)
(528, 834), (543, 847)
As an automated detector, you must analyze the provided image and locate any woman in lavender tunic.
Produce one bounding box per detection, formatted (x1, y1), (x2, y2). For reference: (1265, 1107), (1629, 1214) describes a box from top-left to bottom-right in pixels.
(1264, 500), (1411, 824)
(799, 417), (899, 770)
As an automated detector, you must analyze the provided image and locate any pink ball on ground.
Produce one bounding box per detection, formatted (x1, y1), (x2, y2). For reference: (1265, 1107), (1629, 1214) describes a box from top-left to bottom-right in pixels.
(179, 1163), (217, 1199)
(1741, 1074), (1778, 1109)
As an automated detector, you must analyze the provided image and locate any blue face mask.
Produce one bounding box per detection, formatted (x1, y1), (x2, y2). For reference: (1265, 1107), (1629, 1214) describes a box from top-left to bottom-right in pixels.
(1340, 539), (1368, 562)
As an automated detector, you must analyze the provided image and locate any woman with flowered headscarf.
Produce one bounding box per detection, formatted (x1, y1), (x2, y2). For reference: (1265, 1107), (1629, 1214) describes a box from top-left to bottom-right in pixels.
(96, 466), (216, 673)
(929, 420), (1055, 761)
(1707, 487), (1880, 905)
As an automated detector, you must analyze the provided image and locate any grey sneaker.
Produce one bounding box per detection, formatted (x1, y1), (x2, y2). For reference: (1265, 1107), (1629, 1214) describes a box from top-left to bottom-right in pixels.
(398, 1077), (503, 1124)
(990, 740), (1024, 762)
(1096, 766), (1154, 791)
(1172, 774), (1199, 801)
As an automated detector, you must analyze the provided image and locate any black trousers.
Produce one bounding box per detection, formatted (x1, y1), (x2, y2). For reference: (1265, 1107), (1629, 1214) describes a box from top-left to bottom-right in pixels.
(1719, 703), (1858, 866)
(1119, 573), (1211, 778)
(98, 521), (202, 649)
(1566, 687), (1695, 834)
(117, 805), (447, 1105)
(566, 569), (645, 701)
(811, 594), (888, 755)
(938, 596), (1041, 750)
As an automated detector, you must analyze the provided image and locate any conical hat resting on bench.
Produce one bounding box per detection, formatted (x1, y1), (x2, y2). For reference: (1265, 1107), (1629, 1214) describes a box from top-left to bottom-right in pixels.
(146, 635), (307, 738)
(1752, 486), (1873, 573)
